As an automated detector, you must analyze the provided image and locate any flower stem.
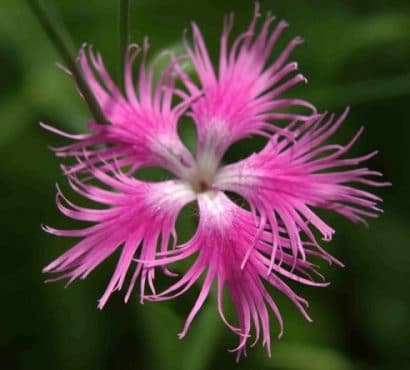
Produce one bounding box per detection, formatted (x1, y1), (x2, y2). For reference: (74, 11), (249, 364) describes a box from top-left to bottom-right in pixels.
(120, 0), (132, 90)
(26, 0), (108, 124)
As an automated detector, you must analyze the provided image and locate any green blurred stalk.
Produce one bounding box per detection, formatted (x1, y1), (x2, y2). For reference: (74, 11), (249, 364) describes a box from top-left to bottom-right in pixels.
(180, 294), (223, 370)
(120, 0), (132, 90)
(135, 289), (223, 370)
(26, 0), (108, 124)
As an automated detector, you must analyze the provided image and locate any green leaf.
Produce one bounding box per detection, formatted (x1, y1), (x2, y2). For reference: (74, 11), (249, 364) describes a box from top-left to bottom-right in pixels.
(263, 342), (354, 370)
(306, 73), (410, 108)
(135, 302), (182, 370)
(148, 41), (195, 81)
(0, 93), (30, 147)
(26, 0), (108, 124)
(135, 291), (223, 370)
(180, 295), (223, 370)
(119, 0), (132, 87)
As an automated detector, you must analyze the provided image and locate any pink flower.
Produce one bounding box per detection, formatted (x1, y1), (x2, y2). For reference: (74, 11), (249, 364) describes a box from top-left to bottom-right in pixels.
(43, 6), (388, 359)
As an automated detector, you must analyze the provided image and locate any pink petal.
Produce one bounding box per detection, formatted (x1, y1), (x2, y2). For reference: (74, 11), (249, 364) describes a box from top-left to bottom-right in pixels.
(216, 109), (389, 263)
(43, 167), (195, 308)
(45, 44), (195, 179)
(147, 191), (328, 358)
(179, 5), (316, 178)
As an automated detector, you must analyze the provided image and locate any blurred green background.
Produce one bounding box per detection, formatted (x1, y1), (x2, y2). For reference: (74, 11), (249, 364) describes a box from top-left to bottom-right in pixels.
(0, 1), (409, 369)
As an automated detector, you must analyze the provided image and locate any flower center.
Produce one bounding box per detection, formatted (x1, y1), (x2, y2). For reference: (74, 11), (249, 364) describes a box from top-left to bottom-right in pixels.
(192, 179), (212, 193)
(187, 158), (220, 194)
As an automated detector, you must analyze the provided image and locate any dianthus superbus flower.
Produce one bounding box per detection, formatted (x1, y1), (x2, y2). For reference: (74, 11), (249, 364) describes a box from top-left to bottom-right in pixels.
(42, 6), (388, 359)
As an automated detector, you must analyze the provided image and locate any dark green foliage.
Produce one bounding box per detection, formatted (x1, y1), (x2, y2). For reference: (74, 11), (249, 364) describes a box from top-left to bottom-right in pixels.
(0, 1), (408, 369)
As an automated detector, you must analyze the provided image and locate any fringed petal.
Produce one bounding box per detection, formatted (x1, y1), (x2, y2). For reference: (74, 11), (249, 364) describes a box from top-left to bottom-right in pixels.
(178, 4), (316, 177)
(45, 43), (195, 179)
(147, 192), (329, 359)
(216, 109), (390, 263)
(43, 165), (195, 308)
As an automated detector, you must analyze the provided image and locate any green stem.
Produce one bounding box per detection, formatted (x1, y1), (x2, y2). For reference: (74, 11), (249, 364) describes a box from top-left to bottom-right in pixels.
(26, 0), (108, 124)
(120, 0), (131, 90)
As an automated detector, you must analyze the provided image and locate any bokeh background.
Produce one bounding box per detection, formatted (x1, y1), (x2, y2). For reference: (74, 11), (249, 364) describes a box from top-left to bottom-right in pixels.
(1, 1), (409, 369)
